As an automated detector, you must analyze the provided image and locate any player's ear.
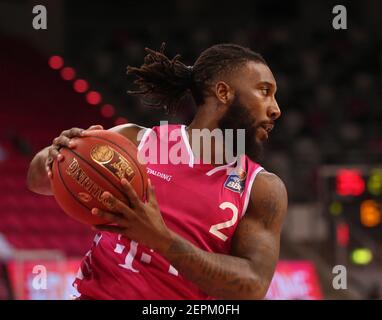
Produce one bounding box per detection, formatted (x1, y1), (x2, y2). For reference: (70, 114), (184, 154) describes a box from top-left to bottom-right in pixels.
(215, 81), (234, 106)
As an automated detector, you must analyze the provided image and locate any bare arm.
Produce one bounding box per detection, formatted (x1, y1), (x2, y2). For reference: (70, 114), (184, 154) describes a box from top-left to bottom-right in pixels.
(159, 172), (288, 299)
(27, 146), (53, 195)
(26, 123), (146, 196)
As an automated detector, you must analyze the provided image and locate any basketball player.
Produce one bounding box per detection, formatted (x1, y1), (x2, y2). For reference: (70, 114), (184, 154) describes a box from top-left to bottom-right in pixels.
(27, 44), (287, 299)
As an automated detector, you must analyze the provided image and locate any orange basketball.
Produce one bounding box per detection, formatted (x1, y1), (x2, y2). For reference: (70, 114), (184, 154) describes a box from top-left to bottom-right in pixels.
(50, 130), (148, 225)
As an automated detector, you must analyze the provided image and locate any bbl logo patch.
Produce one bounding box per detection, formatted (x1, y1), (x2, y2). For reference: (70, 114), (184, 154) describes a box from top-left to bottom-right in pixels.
(224, 168), (247, 194)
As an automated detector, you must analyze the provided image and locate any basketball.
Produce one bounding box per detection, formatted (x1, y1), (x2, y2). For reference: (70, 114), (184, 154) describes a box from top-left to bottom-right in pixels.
(50, 130), (148, 225)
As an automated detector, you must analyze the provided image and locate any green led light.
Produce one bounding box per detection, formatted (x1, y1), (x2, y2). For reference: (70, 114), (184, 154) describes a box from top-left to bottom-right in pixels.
(367, 169), (382, 196)
(351, 248), (373, 265)
(329, 201), (343, 216)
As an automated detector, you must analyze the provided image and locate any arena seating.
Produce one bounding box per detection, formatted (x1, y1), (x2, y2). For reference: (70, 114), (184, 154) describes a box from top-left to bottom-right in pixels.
(0, 35), (114, 257)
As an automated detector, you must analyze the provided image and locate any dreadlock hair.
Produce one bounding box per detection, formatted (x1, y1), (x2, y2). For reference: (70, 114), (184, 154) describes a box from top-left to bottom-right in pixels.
(127, 42), (267, 114)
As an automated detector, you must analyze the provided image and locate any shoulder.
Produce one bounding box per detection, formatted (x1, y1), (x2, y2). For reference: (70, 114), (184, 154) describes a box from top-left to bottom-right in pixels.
(251, 171), (287, 199)
(108, 123), (148, 147)
(247, 171), (288, 231)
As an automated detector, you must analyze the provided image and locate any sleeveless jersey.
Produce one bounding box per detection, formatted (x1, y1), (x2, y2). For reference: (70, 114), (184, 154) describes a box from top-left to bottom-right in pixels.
(73, 124), (263, 299)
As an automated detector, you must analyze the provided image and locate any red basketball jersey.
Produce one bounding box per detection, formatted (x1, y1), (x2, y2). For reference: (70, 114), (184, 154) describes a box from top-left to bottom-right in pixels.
(73, 124), (263, 299)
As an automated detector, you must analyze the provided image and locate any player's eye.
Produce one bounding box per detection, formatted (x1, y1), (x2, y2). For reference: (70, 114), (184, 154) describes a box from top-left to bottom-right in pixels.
(261, 88), (270, 96)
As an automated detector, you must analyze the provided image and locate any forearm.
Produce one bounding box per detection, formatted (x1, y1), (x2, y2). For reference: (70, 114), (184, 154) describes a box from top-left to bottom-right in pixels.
(27, 147), (52, 195)
(159, 231), (268, 300)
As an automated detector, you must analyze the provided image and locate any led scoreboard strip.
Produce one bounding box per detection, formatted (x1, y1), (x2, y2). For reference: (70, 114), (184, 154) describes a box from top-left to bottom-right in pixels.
(318, 165), (382, 266)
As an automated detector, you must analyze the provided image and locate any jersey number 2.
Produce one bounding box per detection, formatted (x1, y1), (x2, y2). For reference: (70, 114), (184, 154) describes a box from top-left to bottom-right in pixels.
(209, 202), (238, 241)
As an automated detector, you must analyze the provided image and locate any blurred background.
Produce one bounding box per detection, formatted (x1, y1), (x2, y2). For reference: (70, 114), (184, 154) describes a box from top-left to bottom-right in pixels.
(0, 0), (381, 299)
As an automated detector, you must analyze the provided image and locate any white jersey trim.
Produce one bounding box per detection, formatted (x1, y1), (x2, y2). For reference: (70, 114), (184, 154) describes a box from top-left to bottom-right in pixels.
(181, 125), (194, 168)
(241, 166), (264, 218)
(205, 159), (238, 176)
(137, 128), (153, 152)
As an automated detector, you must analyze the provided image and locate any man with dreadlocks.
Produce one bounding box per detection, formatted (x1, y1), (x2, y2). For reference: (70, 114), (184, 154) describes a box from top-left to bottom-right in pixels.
(27, 43), (287, 300)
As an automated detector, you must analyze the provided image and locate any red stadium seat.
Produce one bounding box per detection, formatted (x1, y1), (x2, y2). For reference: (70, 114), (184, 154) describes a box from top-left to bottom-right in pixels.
(0, 36), (111, 257)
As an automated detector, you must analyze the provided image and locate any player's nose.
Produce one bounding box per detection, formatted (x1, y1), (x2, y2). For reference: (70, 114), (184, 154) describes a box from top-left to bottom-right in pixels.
(267, 99), (281, 121)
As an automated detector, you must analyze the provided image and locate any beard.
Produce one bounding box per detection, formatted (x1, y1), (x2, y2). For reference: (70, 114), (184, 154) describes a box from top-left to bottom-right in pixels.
(217, 94), (264, 163)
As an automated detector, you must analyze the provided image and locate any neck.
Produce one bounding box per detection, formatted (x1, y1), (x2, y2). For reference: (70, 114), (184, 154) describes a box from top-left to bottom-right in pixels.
(186, 101), (231, 167)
